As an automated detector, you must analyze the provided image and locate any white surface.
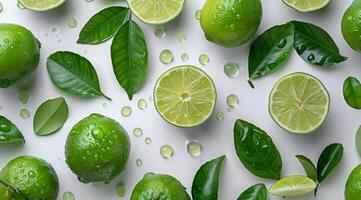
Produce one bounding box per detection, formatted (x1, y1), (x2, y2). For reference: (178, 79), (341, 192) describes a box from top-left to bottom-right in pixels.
(0, 0), (360, 199)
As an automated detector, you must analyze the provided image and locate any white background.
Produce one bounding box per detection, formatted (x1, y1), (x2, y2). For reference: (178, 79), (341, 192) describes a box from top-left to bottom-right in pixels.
(0, 0), (360, 199)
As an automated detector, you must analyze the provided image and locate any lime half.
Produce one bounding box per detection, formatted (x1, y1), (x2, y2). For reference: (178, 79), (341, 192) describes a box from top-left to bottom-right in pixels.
(18, 0), (66, 11)
(269, 72), (329, 134)
(282, 0), (330, 12)
(128, 0), (185, 24)
(154, 65), (216, 127)
(269, 176), (317, 197)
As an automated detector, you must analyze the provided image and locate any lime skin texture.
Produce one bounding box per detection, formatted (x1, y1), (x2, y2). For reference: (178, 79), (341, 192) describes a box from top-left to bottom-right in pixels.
(345, 164), (361, 200)
(0, 23), (40, 88)
(342, 0), (361, 52)
(0, 155), (59, 200)
(65, 113), (131, 184)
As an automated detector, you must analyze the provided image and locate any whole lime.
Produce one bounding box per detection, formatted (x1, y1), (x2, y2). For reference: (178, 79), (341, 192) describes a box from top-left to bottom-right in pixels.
(0, 155), (59, 200)
(342, 0), (361, 52)
(65, 113), (130, 184)
(0, 23), (40, 87)
(345, 164), (361, 200)
(200, 0), (262, 47)
(130, 173), (191, 200)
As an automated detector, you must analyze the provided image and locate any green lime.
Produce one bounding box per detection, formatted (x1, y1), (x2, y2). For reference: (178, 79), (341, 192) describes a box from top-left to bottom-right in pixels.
(128, 0), (185, 24)
(282, 0), (330, 12)
(269, 175), (317, 197)
(65, 113), (130, 184)
(130, 173), (191, 200)
(0, 155), (59, 200)
(200, 0), (262, 47)
(154, 65), (216, 127)
(342, 0), (361, 52)
(18, 0), (66, 11)
(269, 72), (330, 134)
(345, 164), (361, 200)
(0, 23), (40, 88)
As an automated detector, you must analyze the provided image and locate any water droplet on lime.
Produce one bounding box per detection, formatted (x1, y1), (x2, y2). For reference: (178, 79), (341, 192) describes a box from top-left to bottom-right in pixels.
(92, 127), (104, 139)
(195, 9), (201, 20)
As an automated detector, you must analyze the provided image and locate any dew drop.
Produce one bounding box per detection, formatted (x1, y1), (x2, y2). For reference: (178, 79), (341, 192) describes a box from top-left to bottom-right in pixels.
(307, 54), (315, 62)
(18, 90), (30, 104)
(51, 26), (59, 34)
(276, 38), (287, 48)
(63, 192), (75, 200)
(136, 159), (143, 167)
(226, 94), (238, 107)
(160, 144), (174, 159)
(67, 18), (77, 28)
(115, 183), (126, 197)
(137, 98), (147, 110)
(91, 127), (104, 139)
(199, 54), (209, 65)
(20, 109), (30, 119)
(181, 53), (189, 62)
(159, 49), (174, 64)
(187, 141), (202, 157)
(216, 112), (224, 121)
(195, 9), (201, 20)
(17, 2), (25, 10)
(145, 137), (152, 144)
(0, 123), (11, 132)
(154, 27), (166, 38)
(121, 106), (132, 117)
(102, 102), (107, 108)
(28, 171), (36, 178)
(133, 128), (143, 137)
(224, 61), (239, 78)
(176, 32), (186, 43)
(216, 4), (225, 11)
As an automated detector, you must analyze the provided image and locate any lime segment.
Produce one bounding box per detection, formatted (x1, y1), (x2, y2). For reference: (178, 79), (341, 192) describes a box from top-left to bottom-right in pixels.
(269, 176), (317, 197)
(154, 65), (216, 127)
(269, 72), (330, 134)
(282, 0), (330, 12)
(18, 0), (66, 11)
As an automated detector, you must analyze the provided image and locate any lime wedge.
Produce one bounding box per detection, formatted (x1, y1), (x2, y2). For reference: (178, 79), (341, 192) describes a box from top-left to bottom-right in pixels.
(128, 0), (185, 24)
(18, 0), (66, 11)
(269, 176), (317, 197)
(269, 72), (329, 134)
(154, 65), (216, 127)
(282, 0), (330, 12)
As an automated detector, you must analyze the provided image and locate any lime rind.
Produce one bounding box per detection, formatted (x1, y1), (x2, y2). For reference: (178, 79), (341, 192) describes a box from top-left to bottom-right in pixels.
(282, 0), (330, 12)
(269, 175), (317, 197)
(18, 0), (66, 11)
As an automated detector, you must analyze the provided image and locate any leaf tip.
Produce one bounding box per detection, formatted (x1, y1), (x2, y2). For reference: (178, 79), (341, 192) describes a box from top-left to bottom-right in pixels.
(247, 80), (255, 89)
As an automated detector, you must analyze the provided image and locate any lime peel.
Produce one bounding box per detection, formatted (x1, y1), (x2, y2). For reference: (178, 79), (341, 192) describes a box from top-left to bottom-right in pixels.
(19, 0), (66, 11)
(282, 0), (330, 12)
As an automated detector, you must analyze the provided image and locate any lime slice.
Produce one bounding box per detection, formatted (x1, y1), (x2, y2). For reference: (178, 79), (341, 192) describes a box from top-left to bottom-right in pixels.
(269, 72), (330, 134)
(18, 0), (66, 11)
(269, 175), (317, 197)
(282, 0), (330, 12)
(128, 0), (185, 24)
(154, 65), (216, 127)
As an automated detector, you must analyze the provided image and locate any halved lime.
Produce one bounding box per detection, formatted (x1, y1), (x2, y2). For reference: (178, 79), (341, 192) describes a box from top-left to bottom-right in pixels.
(128, 0), (185, 24)
(282, 0), (330, 12)
(154, 65), (216, 127)
(269, 72), (330, 134)
(269, 175), (317, 197)
(18, 0), (66, 11)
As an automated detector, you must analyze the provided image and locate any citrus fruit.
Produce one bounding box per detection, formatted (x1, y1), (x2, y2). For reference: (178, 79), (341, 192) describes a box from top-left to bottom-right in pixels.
(342, 0), (361, 52)
(154, 65), (216, 127)
(269, 175), (317, 197)
(345, 164), (361, 200)
(65, 113), (130, 184)
(0, 23), (40, 88)
(128, 0), (185, 24)
(130, 173), (191, 200)
(282, 0), (330, 12)
(269, 72), (330, 134)
(18, 0), (66, 11)
(200, 0), (262, 47)
(0, 155), (59, 200)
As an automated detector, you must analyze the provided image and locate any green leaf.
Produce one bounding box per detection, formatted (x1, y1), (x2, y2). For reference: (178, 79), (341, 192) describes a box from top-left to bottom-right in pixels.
(317, 143), (343, 183)
(77, 6), (130, 44)
(47, 51), (110, 100)
(295, 155), (317, 182)
(111, 20), (148, 100)
(33, 97), (69, 136)
(0, 115), (24, 144)
(248, 23), (294, 80)
(237, 183), (267, 200)
(343, 76), (361, 109)
(356, 126), (361, 156)
(291, 20), (347, 66)
(192, 155), (225, 200)
(234, 119), (282, 180)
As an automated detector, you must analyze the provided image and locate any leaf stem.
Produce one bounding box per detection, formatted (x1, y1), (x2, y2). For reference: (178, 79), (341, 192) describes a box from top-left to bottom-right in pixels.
(102, 94), (112, 101)
(247, 80), (255, 89)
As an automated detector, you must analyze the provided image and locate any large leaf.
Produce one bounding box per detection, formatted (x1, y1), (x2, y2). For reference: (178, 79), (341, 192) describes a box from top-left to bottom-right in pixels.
(291, 20), (347, 66)
(317, 143), (343, 183)
(77, 6), (130, 44)
(0, 115), (24, 144)
(296, 155), (317, 182)
(33, 97), (69, 136)
(343, 76), (361, 109)
(47, 51), (110, 100)
(234, 119), (282, 179)
(237, 183), (267, 200)
(192, 155), (225, 200)
(356, 126), (361, 156)
(248, 23), (294, 81)
(111, 20), (148, 100)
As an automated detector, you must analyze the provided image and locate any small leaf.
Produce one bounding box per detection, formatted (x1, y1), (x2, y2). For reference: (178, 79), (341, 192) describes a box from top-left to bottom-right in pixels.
(111, 20), (148, 100)
(296, 155), (317, 182)
(77, 6), (130, 44)
(269, 176), (317, 197)
(237, 183), (267, 200)
(0, 115), (24, 144)
(192, 155), (225, 200)
(356, 126), (361, 156)
(291, 20), (347, 66)
(248, 23), (294, 80)
(234, 119), (282, 180)
(317, 143), (343, 183)
(343, 76), (361, 109)
(33, 97), (69, 136)
(47, 51), (110, 100)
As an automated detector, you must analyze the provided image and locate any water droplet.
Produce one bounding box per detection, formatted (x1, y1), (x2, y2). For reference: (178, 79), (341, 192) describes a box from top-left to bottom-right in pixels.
(195, 9), (201, 20)
(154, 27), (166, 38)
(137, 98), (147, 110)
(226, 94), (238, 107)
(307, 54), (315, 62)
(67, 18), (77, 28)
(0, 2), (3, 13)
(160, 144), (174, 159)
(28, 171), (36, 178)
(181, 53), (189, 62)
(121, 106), (132, 117)
(216, 4), (225, 11)
(63, 192), (75, 200)
(176, 32), (186, 43)
(296, 45), (306, 54)
(229, 24), (236, 31)
(187, 141), (202, 157)
(136, 159), (143, 167)
(18, 90), (30, 104)
(199, 54), (209, 65)
(133, 128), (143, 137)
(224, 61), (239, 78)
(102, 102), (107, 108)
(216, 112), (224, 121)
(115, 183), (126, 197)
(0, 123), (11, 132)
(145, 137), (152, 144)
(20, 109), (30, 119)
(159, 49), (174, 64)
(84, 0), (93, 2)
(17, 2), (25, 10)
(276, 38), (287, 48)
(92, 127), (104, 139)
